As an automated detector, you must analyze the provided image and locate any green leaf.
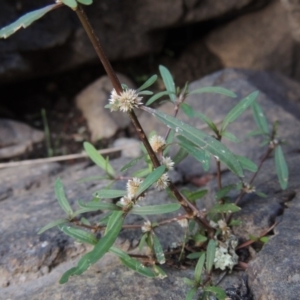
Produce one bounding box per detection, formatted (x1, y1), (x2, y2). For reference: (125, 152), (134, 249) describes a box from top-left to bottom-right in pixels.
(229, 219), (242, 226)
(236, 155), (258, 172)
(159, 65), (176, 102)
(194, 252), (205, 284)
(221, 131), (241, 143)
(193, 233), (207, 243)
(139, 233), (148, 251)
(144, 107), (243, 177)
(275, 145), (289, 190)
(146, 91), (173, 106)
(194, 111), (219, 134)
(138, 90), (154, 96)
(60, 211), (123, 284)
(37, 219), (67, 234)
(0, 4), (58, 39)
(251, 102), (269, 134)
(187, 190), (208, 202)
(183, 277), (195, 286)
(110, 246), (156, 278)
(190, 86), (236, 98)
(83, 142), (115, 177)
(210, 203), (241, 214)
(255, 191), (267, 198)
(132, 168), (151, 178)
(153, 265), (167, 279)
(77, 0), (93, 5)
(130, 203), (181, 215)
(58, 224), (98, 245)
(152, 233), (166, 264)
(221, 91), (259, 131)
(61, 0), (78, 9)
(215, 184), (236, 200)
(180, 103), (195, 118)
(172, 147), (189, 164)
(260, 236), (269, 243)
(186, 288), (197, 300)
(204, 286), (227, 300)
(137, 75), (158, 91)
(55, 178), (74, 218)
(77, 200), (120, 212)
(186, 252), (202, 260)
(77, 175), (108, 183)
(120, 155), (144, 172)
(93, 189), (127, 199)
(135, 165), (166, 196)
(206, 240), (216, 273)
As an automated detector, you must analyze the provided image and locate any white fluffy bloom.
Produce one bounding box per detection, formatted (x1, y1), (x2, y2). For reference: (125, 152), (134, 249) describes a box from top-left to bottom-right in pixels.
(141, 220), (152, 233)
(161, 156), (174, 171)
(214, 246), (235, 271)
(109, 89), (143, 112)
(218, 220), (231, 237)
(127, 177), (143, 197)
(177, 218), (188, 228)
(149, 135), (166, 153)
(119, 195), (133, 207)
(155, 173), (169, 191)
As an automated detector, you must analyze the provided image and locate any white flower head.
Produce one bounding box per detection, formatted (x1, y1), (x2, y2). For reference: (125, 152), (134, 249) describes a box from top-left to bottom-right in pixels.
(177, 218), (188, 228)
(127, 177), (143, 197)
(242, 182), (256, 194)
(155, 173), (169, 191)
(109, 88), (143, 112)
(161, 156), (174, 171)
(218, 219), (230, 237)
(214, 246), (235, 271)
(141, 220), (152, 233)
(149, 135), (166, 153)
(119, 195), (133, 207)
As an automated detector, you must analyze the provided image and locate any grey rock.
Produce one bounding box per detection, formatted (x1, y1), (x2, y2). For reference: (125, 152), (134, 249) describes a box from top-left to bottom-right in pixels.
(113, 138), (141, 158)
(75, 74), (133, 141)
(0, 118), (44, 159)
(0, 0), (268, 82)
(205, 0), (297, 79)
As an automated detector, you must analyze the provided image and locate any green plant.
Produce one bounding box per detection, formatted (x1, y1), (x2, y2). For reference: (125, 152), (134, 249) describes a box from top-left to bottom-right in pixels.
(1, 1), (289, 299)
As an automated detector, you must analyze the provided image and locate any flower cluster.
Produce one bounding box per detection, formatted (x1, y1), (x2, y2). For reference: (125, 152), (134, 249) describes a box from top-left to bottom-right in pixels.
(141, 220), (152, 233)
(109, 89), (143, 112)
(149, 135), (166, 153)
(161, 156), (174, 171)
(155, 173), (169, 191)
(119, 177), (143, 208)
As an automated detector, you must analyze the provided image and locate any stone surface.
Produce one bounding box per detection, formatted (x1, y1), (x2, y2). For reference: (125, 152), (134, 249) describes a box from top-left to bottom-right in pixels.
(0, 0), (269, 82)
(139, 68), (300, 176)
(205, 0), (297, 78)
(75, 74), (133, 141)
(0, 118), (44, 159)
(113, 138), (141, 158)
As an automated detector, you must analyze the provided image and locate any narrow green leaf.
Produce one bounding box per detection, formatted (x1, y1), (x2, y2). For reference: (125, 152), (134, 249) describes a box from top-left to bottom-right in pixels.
(143, 107), (243, 177)
(130, 203), (181, 215)
(61, 0), (77, 9)
(251, 102), (269, 134)
(260, 236), (269, 243)
(193, 233), (207, 243)
(204, 286), (227, 300)
(77, 0), (93, 4)
(194, 111), (219, 134)
(37, 219), (67, 234)
(77, 175), (108, 183)
(58, 224), (98, 245)
(180, 103), (195, 118)
(187, 190), (208, 202)
(83, 142), (115, 177)
(135, 165), (166, 196)
(186, 252), (202, 259)
(246, 129), (266, 137)
(55, 178), (73, 218)
(229, 219), (242, 226)
(190, 86), (236, 98)
(153, 265), (167, 279)
(221, 91), (259, 131)
(110, 246), (156, 278)
(172, 147), (189, 164)
(255, 191), (267, 198)
(186, 288), (197, 300)
(139, 233), (148, 251)
(93, 189), (127, 199)
(0, 4), (58, 39)
(152, 233), (166, 264)
(78, 200), (120, 212)
(146, 91), (173, 106)
(120, 155), (144, 172)
(236, 155), (258, 172)
(183, 277), (195, 286)
(138, 90), (154, 96)
(215, 184), (236, 200)
(210, 203), (241, 214)
(132, 168), (151, 178)
(60, 211), (123, 284)
(159, 65), (176, 102)
(194, 252), (205, 284)
(275, 145), (289, 190)
(206, 240), (216, 273)
(221, 131), (241, 143)
(137, 75), (158, 91)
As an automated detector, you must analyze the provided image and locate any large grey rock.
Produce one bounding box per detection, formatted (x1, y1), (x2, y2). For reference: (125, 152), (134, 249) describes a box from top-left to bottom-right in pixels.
(0, 0), (269, 82)
(205, 0), (297, 78)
